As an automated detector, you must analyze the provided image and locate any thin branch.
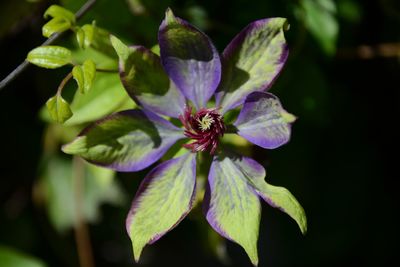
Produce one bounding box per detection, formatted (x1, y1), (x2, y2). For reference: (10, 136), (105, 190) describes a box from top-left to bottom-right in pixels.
(0, 0), (97, 91)
(57, 72), (73, 95)
(73, 156), (95, 267)
(337, 43), (400, 60)
(75, 0), (97, 20)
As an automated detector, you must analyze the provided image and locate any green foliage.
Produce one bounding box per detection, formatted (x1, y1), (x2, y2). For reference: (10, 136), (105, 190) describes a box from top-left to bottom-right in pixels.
(38, 156), (125, 232)
(0, 246), (47, 267)
(27, 46), (72, 69)
(66, 73), (135, 126)
(42, 5), (75, 37)
(46, 94), (73, 123)
(76, 23), (95, 49)
(42, 17), (72, 38)
(184, 5), (209, 30)
(300, 0), (338, 55)
(337, 0), (362, 23)
(72, 59), (96, 94)
(44, 5), (75, 24)
(90, 27), (118, 58)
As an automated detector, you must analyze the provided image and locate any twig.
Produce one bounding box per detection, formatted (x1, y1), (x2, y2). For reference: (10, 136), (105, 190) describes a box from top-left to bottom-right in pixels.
(57, 72), (73, 95)
(73, 156), (95, 267)
(337, 43), (400, 59)
(0, 0), (97, 91)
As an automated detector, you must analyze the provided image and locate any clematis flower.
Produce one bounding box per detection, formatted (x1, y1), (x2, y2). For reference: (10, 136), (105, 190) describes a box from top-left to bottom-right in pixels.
(63, 8), (306, 266)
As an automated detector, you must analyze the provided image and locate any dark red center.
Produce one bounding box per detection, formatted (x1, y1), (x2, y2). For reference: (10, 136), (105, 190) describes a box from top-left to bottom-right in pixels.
(179, 106), (225, 154)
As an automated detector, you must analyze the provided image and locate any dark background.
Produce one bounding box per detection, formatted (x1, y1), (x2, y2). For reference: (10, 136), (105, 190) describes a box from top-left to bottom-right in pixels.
(0, 0), (399, 266)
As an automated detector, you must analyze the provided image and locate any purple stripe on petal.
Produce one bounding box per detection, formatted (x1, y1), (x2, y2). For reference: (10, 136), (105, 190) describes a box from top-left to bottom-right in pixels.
(216, 18), (289, 114)
(62, 109), (184, 172)
(125, 152), (197, 261)
(158, 8), (221, 109)
(234, 92), (295, 149)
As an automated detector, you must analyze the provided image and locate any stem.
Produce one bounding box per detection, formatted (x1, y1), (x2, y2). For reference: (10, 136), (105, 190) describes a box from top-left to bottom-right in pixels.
(72, 156), (95, 267)
(57, 72), (73, 95)
(0, 0), (97, 91)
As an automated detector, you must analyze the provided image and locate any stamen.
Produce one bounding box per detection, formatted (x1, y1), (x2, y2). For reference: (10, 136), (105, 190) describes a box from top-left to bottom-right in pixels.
(197, 113), (214, 131)
(179, 106), (225, 154)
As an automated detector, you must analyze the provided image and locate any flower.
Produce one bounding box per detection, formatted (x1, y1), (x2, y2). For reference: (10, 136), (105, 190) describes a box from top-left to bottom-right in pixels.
(63, 8), (306, 266)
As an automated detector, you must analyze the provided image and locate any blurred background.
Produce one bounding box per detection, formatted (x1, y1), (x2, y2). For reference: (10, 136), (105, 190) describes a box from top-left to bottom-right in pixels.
(0, 0), (399, 266)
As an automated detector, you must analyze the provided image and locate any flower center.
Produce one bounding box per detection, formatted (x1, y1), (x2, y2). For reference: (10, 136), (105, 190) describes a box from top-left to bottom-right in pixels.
(197, 114), (214, 131)
(179, 106), (225, 154)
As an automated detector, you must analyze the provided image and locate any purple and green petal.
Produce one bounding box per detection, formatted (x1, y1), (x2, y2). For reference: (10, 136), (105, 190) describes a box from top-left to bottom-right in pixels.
(126, 152), (197, 261)
(110, 36), (185, 118)
(215, 18), (289, 114)
(229, 155), (307, 235)
(204, 154), (261, 266)
(234, 92), (296, 149)
(158, 8), (221, 109)
(62, 109), (184, 172)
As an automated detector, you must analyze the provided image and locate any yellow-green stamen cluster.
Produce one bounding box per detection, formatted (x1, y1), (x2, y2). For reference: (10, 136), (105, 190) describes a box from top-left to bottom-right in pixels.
(197, 113), (214, 131)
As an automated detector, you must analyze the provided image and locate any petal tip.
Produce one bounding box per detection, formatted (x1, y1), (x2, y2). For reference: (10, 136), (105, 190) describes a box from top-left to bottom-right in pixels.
(164, 7), (176, 25)
(282, 110), (297, 123)
(283, 19), (290, 31)
(246, 247), (259, 267)
(300, 212), (308, 235)
(110, 34), (130, 61)
(133, 246), (143, 263)
(61, 138), (83, 155)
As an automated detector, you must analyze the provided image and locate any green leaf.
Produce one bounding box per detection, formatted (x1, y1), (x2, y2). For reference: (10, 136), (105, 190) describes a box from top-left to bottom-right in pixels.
(46, 94), (73, 123)
(205, 155), (261, 266)
(76, 27), (85, 48)
(126, 153), (196, 261)
(229, 155), (307, 235)
(76, 24), (95, 49)
(65, 73), (134, 126)
(72, 65), (84, 93)
(91, 27), (117, 58)
(82, 59), (96, 92)
(38, 156), (125, 232)
(71, 45), (118, 71)
(44, 5), (75, 24)
(42, 17), (71, 38)
(72, 59), (96, 94)
(27, 46), (71, 69)
(126, 0), (146, 15)
(0, 246), (47, 267)
(300, 0), (338, 55)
